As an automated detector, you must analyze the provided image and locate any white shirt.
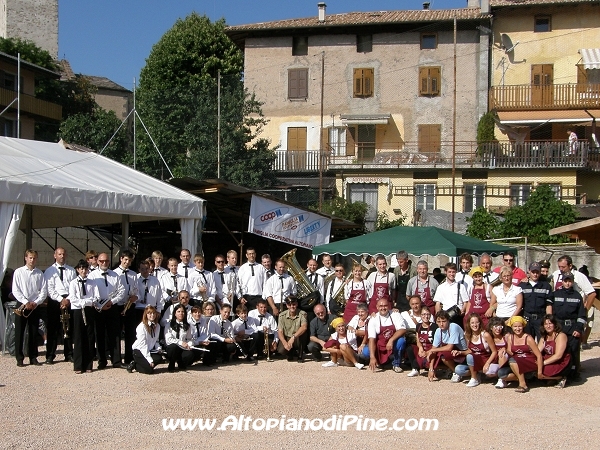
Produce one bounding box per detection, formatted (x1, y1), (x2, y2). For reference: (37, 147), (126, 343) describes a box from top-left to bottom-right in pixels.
(248, 309), (278, 341)
(189, 269), (216, 303)
(132, 322), (162, 363)
(114, 266), (139, 305)
(305, 270), (325, 301)
(68, 276), (99, 309)
(262, 273), (297, 305)
(135, 275), (163, 311)
(316, 266), (334, 278)
(238, 261), (267, 296)
(330, 329), (358, 351)
(189, 316), (211, 344)
(551, 269), (594, 296)
(12, 265), (47, 305)
(44, 263), (76, 302)
(366, 271), (395, 299)
(492, 284), (523, 317)
(160, 303), (192, 328)
(164, 321), (193, 347)
(88, 268), (126, 305)
(232, 316), (257, 336)
(177, 261), (194, 279)
(208, 315), (234, 342)
(344, 279), (372, 302)
(159, 273), (190, 302)
(433, 279), (469, 311)
(367, 311), (405, 337)
(152, 266), (168, 280)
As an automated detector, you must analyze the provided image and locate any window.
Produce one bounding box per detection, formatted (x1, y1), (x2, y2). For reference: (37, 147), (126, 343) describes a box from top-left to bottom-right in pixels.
(353, 68), (374, 98)
(348, 124), (376, 160)
(415, 184), (436, 211)
(418, 124), (441, 154)
(464, 184), (485, 213)
(292, 36), (308, 56)
(0, 118), (15, 137)
(356, 35), (373, 53)
(421, 33), (437, 49)
(287, 127), (307, 170)
(288, 68), (308, 100)
(328, 127), (347, 156)
(349, 183), (378, 231)
(510, 183), (532, 206)
(419, 67), (441, 96)
(534, 15), (551, 32)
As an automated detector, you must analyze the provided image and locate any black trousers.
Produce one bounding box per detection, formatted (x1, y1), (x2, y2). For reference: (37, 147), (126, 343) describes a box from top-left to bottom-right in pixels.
(201, 340), (222, 365)
(132, 349), (163, 374)
(165, 344), (196, 370)
(243, 294), (263, 311)
(277, 334), (306, 358)
(524, 313), (544, 342)
(73, 307), (95, 372)
(14, 303), (40, 362)
(252, 331), (274, 357)
(95, 304), (121, 365)
(46, 300), (73, 360)
(123, 307), (142, 364)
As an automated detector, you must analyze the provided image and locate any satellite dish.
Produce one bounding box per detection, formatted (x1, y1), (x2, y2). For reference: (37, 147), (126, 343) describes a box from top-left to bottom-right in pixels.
(500, 33), (520, 53)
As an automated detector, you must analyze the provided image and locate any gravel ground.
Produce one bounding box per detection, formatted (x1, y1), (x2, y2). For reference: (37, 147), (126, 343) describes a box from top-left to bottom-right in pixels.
(1, 333), (599, 449)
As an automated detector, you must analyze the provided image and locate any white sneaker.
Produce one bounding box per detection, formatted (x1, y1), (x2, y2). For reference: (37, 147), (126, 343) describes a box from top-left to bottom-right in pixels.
(450, 373), (462, 383)
(393, 366), (403, 373)
(322, 361), (338, 368)
(466, 378), (480, 387)
(495, 379), (506, 389)
(354, 363), (365, 370)
(407, 369), (420, 377)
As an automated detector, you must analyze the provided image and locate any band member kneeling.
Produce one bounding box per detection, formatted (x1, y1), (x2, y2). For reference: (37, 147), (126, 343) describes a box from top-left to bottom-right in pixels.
(277, 296), (308, 361)
(164, 304), (195, 372)
(129, 306), (163, 374)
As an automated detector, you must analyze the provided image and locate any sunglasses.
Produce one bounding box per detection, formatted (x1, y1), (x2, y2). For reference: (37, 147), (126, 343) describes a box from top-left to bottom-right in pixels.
(504, 259), (514, 262)
(215, 260), (225, 263)
(335, 269), (343, 272)
(98, 259), (109, 263)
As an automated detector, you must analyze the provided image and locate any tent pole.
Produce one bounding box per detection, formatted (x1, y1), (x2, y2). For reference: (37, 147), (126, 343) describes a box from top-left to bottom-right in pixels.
(24, 205), (32, 249)
(122, 215), (130, 250)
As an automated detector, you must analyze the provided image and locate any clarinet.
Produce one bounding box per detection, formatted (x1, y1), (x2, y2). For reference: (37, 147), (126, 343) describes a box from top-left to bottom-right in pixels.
(223, 319), (247, 358)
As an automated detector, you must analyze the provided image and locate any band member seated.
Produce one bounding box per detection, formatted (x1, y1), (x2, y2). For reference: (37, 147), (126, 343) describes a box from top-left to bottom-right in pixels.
(189, 305), (217, 365)
(69, 259), (99, 373)
(426, 310), (468, 382)
(129, 306), (163, 374)
(12, 249), (48, 366)
(160, 290), (192, 328)
(347, 302), (370, 358)
(164, 304), (195, 372)
(232, 304), (257, 361)
(365, 298), (407, 373)
(322, 317), (364, 369)
(307, 303), (335, 361)
(248, 299), (278, 359)
(406, 306), (438, 377)
(208, 303), (238, 363)
(277, 296), (308, 362)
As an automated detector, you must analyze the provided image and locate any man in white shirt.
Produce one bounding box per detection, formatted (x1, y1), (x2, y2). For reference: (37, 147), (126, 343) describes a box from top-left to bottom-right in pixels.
(261, 254), (275, 279)
(406, 260), (438, 315)
(366, 298), (406, 373)
(189, 254), (216, 305)
(316, 253), (335, 279)
(456, 253), (474, 293)
(325, 264), (346, 316)
(248, 299), (278, 359)
(12, 249), (47, 366)
(160, 257), (190, 313)
(366, 255), (396, 313)
(434, 263), (469, 327)
(44, 247), (76, 364)
(305, 258), (325, 306)
(262, 259), (297, 316)
(238, 247), (267, 311)
(114, 249), (139, 366)
(479, 253), (499, 286)
(177, 248), (194, 280)
(151, 250), (168, 279)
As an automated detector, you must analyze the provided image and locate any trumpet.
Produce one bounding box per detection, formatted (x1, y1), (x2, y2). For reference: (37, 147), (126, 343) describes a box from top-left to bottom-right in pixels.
(121, 282), (139, 316)
(14, 302), (36, 318)
(60, 307), (70, 339)
(196, 277), (208, 302)
(226, 272), (238, 305)
(94, 289), (117, 312)
(264, 326), (273, 362)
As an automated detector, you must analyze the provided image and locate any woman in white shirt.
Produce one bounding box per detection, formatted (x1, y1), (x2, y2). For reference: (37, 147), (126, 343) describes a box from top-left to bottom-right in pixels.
(164, 304), (195, 372)
(490, 266), (523, 321)
(129, 305), (163, 374)
(322, 317), (364, 370)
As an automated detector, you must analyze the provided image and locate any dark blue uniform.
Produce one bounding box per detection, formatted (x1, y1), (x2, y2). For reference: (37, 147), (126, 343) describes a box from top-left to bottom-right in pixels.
(550, 287), (586, 379)
(519, 280), (552, 340)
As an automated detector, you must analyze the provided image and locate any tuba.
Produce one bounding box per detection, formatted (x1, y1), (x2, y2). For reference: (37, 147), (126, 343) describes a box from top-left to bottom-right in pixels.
(280, 248), (320, 310)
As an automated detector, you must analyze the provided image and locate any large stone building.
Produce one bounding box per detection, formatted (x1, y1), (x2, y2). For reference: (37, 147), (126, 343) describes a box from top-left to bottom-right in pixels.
(228, 1), (600, 229)
(0, 0), (58, 58)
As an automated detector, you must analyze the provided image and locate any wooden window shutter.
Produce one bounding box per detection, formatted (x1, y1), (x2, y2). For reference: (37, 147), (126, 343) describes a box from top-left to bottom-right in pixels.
(431, 124), (441, 152)
(431, 67), (440, 95)
(346, 126), (356, 156)
(419, 67), (428, 95)
(288, 69), (298, 98)
(364, 69), (374, 96)
(288, 127), (298, 150)
(353, 69), (363, 96)
(577, 65), (588, 93)
(298, 127), (307, 150)
(298, 69), (308, 98)
(321, 127), (329, 150)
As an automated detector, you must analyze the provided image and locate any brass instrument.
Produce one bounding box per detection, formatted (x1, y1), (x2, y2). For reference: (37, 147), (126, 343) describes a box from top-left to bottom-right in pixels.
(196, 277), (208, 302)
(14, 302), (36, 318)
(226, 271), (237, 306)
(264, 325), (273, 362)
(280, 248), (320, 309)
(330, 258), (367, 316)
(121, 276), (139, 316)
(60, 307), (70, 339)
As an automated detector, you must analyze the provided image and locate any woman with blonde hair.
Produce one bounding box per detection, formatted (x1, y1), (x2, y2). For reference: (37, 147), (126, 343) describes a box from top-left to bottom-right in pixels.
(343, 264), (371, 324)
(490, 266), (523, 321)
(129, 305), (163, 374)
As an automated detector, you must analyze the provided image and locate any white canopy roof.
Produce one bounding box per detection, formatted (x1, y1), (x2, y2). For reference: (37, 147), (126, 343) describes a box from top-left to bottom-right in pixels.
(0, 137), (204, 229)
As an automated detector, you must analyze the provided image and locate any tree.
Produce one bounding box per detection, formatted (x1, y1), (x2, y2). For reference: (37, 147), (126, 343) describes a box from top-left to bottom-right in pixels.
(476, 111), (497, 156)
(466, 207), (501, 240)
(500, 184), (576, 243)
(59, 108), (130, 164)
(375, 211), (407, 231)
(313, 196), (368, 239)
(136, 13), (277, 187)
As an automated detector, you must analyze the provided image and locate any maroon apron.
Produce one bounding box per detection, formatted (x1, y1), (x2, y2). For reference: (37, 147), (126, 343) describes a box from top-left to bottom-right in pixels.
(468, 335), (491, 371)
(414, 278), (435, 315)
(412, 322), (434, 369)
(554, 274), (563, 291)
(375, 316), (395, 365)
(541, 338), (571, 377)
(344, 281), (367, 324)
(509, 335), (538, 373)
(368, 273), (391, 314)
(464, 286), (490, 329)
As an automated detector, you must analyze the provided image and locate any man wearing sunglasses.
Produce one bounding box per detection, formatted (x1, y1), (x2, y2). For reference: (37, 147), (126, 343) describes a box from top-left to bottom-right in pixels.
(493, 251), (526, 286)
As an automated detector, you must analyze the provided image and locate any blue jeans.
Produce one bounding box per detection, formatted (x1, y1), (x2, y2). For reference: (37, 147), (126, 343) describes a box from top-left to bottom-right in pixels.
(454, 354), (475, 376)
(361, 337), (406, 367)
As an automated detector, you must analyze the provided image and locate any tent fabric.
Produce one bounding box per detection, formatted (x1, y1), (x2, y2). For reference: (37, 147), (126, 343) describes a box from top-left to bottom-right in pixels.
(0, 202), (23, 346)
(0, 137), (204, 227)
(312, 226), (515, 258)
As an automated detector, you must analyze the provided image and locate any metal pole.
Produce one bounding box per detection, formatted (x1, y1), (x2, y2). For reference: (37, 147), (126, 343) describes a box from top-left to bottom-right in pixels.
(17, 53), (21, 138)
(451, 17), (457, 232)
(217, 69), (221, 179)
(133, 78), (136, 170)
(319, 52), (325, 212)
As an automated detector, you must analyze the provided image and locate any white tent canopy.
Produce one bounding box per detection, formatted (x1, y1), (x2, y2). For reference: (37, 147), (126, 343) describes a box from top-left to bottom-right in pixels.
(0, 137), (205, 344)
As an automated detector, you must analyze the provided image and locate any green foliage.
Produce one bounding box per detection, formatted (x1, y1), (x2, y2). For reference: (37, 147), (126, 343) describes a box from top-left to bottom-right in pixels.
(58, 109), (130, 164)
(136, 13), (276, 187)
(375, 211), (407, 231)
(476, 111), (497, 156)
(0, 37), (57, 70)
(313, 197), (367, 239)
(466, 207), (501, 240)
(500, 184), (576, 243)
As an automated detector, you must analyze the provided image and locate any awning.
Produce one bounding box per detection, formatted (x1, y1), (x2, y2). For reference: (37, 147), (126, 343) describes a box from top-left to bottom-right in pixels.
(580, 48), (600, 70)
(340, 114), (390, 125)
(497, 110), (600, 125)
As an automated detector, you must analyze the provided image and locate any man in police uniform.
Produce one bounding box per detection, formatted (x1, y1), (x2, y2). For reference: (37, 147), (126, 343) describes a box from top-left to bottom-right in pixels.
(519, 261), (552, 341)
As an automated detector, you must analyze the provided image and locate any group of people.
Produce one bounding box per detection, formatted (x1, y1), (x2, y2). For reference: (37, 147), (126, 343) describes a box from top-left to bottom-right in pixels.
(9, 246), (596, 391)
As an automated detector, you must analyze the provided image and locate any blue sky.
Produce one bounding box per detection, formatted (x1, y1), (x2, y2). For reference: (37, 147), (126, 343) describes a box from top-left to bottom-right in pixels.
(59, 0), (468, 90)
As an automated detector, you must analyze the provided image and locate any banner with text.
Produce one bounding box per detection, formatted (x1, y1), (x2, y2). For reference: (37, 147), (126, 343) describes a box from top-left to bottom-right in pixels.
(248, 195), (331, 249)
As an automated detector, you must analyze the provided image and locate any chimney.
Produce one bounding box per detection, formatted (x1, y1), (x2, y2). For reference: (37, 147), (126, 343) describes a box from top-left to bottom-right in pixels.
(318, 2), (326, 22)
(481, 0), (490, 13)
(423, 2), (430, 10)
